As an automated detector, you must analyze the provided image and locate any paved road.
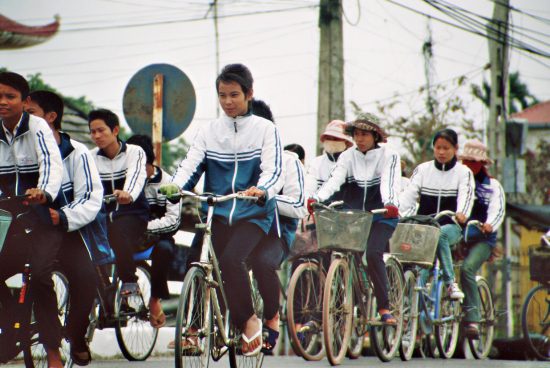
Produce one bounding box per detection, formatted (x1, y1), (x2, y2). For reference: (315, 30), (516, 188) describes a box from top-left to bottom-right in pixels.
(6, 356), (549, 368)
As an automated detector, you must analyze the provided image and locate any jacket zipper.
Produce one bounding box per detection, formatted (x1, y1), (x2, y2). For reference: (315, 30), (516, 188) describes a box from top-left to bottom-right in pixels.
(436, 163), (444, 213)
(228, 121), (239, 226)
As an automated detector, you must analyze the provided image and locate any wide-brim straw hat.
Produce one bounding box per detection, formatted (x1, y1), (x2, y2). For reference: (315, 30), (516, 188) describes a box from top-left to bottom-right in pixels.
(458, 139), (494, 165)
(320, 119), (354, 148)
(346, 112), (388, 143)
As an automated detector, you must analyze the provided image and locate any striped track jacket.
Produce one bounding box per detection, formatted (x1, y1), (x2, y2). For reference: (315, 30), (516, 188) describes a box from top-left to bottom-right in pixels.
(145, 166), (181, 238)
(171, 113), (283, 233)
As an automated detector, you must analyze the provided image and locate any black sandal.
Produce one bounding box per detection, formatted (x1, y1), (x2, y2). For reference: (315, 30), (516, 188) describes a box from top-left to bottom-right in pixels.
(70, 341), (91, 366)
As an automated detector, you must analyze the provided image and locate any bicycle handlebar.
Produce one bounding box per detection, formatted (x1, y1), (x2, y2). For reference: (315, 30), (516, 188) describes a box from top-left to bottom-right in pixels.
(165, 189), (261, 206)
(103, 194), (117, 204)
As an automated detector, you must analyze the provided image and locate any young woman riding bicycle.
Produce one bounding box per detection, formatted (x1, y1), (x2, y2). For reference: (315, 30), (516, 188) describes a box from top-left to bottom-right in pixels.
(399, 128), (475, 300)
(310, 113), (401, 325)
(163, 64), (283, 356)
(457, 139), (505, 339)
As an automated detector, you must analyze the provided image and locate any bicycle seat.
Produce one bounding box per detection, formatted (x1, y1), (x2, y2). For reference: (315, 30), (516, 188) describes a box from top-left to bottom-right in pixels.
(133, 246), (154, 261)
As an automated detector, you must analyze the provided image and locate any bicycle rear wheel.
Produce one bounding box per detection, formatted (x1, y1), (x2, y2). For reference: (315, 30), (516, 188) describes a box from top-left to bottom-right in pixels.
(115, 263), (158, 361)
(322, 257), (352, 366)
(286, 260), (325, 361)
(175, 266), (212, 368)
(399, 269), (418, 361)
(521, 284), (550, 361)
(370, 255), (404, 362)
(434, 281), (460, 358)
(467, 276), (494, 359)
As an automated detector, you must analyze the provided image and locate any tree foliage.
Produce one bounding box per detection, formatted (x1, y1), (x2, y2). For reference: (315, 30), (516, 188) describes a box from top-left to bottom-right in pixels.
(470, 71), (539, 114)
(351, 77), (481, 169)
(521, 139), (550, 205)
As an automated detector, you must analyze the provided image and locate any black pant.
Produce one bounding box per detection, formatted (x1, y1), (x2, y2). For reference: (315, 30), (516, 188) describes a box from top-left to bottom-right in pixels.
(57, 231), (97, 349)
(248, 233), (286, 321)
(0, 219), (63, 349)
(211, 219), (265, 328)
(365, 221), (395, 311)
(107, 215), (147, 283)
(151, 238), (175, 299)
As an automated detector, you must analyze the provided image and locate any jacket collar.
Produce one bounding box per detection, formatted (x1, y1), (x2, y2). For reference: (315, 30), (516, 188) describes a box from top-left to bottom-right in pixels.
(58, 131), (75, 160)
(325, 151), (342, 162)
(0, 112), (29, 144)
(97, 139), (126, 158)
(434, 156), (457, 171)
(149, 165), (163, 184)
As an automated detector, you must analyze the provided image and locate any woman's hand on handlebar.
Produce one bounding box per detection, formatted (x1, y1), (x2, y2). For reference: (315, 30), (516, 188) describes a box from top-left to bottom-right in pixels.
(455, 212), (467, 225)
(24, 188), (47, 205)
(481, 223), (493, 234)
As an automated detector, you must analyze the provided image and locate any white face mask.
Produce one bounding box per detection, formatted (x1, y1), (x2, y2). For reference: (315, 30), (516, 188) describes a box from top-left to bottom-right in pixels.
(323, 140), (347, 154)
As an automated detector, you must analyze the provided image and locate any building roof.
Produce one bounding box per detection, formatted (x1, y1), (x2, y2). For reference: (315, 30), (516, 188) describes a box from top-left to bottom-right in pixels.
(0, 14), (59, 49)
(511, 100), (550, 125)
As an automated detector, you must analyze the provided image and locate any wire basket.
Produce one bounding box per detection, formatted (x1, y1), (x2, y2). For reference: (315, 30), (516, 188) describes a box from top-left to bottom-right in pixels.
(529, 247), (550, 283)
(314, 209), (373, 252)
(389, 223), (440, 266)
(0, 209), (13, 254)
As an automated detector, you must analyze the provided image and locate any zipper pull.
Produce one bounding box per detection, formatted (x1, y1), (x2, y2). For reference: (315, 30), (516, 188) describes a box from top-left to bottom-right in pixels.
(234, 121), (237, 133)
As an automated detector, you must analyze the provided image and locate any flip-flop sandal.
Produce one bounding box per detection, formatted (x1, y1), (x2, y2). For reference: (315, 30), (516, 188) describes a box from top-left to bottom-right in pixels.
(261, 326), (279, 353)
(380, 313), (397, 325)
(464, 322), (480, 339)
(167, 336), (200, 352)
(149, 311), (166, 328)
(241, 321), (263, 357)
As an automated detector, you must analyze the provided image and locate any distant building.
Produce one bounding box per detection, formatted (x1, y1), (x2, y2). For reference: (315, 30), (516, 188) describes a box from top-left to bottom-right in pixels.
(62, 104), (94, 148)
(510, 100), (550, 150)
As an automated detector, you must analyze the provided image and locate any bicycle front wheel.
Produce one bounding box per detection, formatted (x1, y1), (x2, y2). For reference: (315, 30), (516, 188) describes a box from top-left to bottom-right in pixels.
(434, 281), (460, 359)
(399, 269), (418, 361)
(286, 260), (325, 361)
(468, 276), (495, 359)
(322, 257), (352, 366)
(175, 266), (212, 368)
(370, 255), (404, 362)
(115, 263), (158, 361)
(521, 284), (550, 361)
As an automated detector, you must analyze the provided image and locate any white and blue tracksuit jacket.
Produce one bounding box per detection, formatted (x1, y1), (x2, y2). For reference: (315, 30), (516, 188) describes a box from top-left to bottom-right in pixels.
(171, 113), (283, 233)
(0, 113), (62, 222)
(316, 145), (401, 217)
(464, 173), (505, 247)
(399, 157), (475, 225)
(145, 166), (181, 238)
(304, 151), (345, 199)
(53, 132), (113, 265)
(273, 150), (307, 249)
(90, 141), (149, 222)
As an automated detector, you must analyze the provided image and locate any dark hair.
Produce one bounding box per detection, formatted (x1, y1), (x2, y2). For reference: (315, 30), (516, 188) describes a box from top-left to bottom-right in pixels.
(0, 71), (29, 99)
(432, 128), (458, 147)
(251, 98), (274, 122)
(285, 143), (305, 162)
(215, 63), (253, 95)
(88, 108), (119, 131)
(29, 90), (64, 130)
(126, 134), (155, 165)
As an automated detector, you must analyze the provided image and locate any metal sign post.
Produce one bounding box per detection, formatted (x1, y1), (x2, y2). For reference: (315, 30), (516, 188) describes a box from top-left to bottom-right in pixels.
(152, 74), (164, 166)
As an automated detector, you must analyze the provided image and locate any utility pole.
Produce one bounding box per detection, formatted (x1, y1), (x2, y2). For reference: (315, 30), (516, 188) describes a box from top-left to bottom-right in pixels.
(422, 18), (435, 121)
(317, 0), (345, 155)
(487, 0), (511, 338)
(213, 0), (221, 118)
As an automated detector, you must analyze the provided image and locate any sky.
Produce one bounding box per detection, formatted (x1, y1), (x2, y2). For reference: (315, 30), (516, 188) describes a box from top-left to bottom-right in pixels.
(1, 0), (549, 165)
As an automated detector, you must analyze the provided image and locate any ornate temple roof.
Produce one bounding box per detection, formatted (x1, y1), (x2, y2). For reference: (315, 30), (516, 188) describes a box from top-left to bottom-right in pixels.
(0, 14), (59, 49)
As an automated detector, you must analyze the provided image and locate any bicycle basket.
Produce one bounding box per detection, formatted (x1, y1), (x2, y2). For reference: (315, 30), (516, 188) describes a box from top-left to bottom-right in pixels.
(389, 223), (440, 266)
(314, 209), (373, 252)
(0, 209), (12, 254)
(529, 247), (550, 283)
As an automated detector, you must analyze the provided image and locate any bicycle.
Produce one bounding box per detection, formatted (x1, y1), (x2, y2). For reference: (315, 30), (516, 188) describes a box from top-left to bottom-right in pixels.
(0, 195), (71, 368)
(285, 203), (342, 361)
(391, 211), (462, 360)
(75, 194), (158, 364)
(521, 235), (550, 361)
(316, 203), (404, 365)
(167, 189), (265, 368)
